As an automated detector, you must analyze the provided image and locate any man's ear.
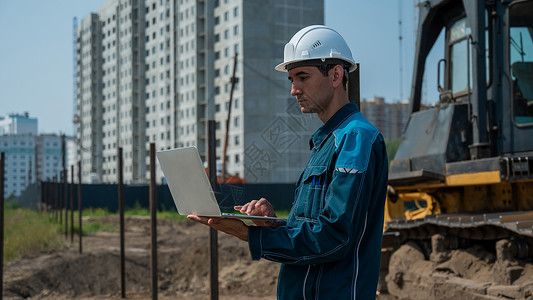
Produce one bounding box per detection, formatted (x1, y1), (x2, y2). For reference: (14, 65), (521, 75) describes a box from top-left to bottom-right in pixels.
(330, 65), (344, 89)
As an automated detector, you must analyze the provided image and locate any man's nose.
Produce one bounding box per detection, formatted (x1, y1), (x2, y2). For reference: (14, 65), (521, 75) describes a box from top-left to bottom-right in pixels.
(291, 84), (301, 96)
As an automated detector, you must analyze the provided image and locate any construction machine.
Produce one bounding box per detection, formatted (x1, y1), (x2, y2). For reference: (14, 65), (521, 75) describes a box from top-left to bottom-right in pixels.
(381, 0), (533, 297)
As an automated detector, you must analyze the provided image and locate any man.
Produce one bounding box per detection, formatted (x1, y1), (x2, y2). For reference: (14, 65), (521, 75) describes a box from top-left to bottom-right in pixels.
(189, 25), (388, 299)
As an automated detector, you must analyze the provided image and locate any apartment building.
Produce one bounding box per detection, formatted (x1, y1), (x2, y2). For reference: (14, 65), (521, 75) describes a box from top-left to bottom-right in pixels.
(76, 0), (323, 184)
(77, 13), (104, 182)
(359, 97), (410, 140)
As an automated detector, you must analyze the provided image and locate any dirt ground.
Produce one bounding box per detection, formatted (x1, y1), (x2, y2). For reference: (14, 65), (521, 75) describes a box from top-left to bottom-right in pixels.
(4, 216), (532, 299)
(384, 241), (533, 300)
(4, 216), (279, 300)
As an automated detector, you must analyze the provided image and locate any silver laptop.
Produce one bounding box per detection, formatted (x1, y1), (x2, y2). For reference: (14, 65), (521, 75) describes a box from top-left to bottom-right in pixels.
(156, 146), (284, 222)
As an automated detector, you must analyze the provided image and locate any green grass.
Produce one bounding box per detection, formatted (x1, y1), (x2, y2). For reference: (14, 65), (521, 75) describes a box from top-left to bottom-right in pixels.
(4, 204), (288, 263)
(4, 206), (116, 263)
(53, 208), (118, 235)
(78, 207), (110, 218)
(124, 206), (188, 220)
(4, 207), (65, 262)
(68, 205), (186, 220)
(72, 218), (117, 235)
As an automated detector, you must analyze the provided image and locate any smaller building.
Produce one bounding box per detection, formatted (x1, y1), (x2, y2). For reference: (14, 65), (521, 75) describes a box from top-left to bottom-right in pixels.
(0, 113), (65, 198)
(0, 112), (37, 136)
(34, 135), (63, 182)
(360, 97), (410, 140)
(0, 135), (36, 197)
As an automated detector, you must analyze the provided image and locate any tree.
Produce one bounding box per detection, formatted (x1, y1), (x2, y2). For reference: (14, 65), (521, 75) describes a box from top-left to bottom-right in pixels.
(385, 138), (403, 165)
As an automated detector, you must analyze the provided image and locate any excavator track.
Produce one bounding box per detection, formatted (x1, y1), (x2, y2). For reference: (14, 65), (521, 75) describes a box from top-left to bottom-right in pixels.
(386, 211), (533, 241)
(384, 210), (533, 261)
(380, 211), (533, 299)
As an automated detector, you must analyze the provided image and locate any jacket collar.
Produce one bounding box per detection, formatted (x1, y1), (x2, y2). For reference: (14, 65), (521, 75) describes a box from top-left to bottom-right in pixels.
(309, 102), (359, 150)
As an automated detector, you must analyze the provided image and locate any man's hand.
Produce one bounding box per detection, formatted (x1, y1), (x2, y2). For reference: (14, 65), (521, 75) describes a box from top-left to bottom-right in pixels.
(235, 197), (279, 227)
(187, 215), (249, 241)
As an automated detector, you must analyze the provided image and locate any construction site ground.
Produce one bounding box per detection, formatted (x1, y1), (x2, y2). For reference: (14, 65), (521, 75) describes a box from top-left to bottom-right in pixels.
(3, 216), (533, 299)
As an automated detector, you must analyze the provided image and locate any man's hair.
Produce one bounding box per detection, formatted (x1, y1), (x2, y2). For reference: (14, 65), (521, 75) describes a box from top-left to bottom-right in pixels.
(317, 64), (348, 89)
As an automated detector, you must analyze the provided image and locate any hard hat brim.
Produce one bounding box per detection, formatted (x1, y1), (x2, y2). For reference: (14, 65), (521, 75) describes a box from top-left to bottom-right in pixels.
(275, 58), (357, 73)
(275, 59), (310, 72)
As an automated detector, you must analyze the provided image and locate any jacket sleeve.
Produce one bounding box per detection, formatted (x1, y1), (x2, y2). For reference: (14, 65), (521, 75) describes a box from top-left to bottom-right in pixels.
(248, 130), (384, 266)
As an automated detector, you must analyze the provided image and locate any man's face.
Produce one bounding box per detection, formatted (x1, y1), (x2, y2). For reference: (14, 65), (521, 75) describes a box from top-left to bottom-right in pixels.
(288, 66), (334, 116)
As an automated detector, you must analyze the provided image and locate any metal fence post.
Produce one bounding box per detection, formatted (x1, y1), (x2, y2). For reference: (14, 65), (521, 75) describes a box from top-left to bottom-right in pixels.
(207, 120), (219, 300)
(54, 175), (58, 222)
(118, 148), (126, 298)
(62, 135), (67, 238)
(40, 180), (44, 213)
(77, 161), (83, 254)
(1, 152), (5, 299)
(57, 171), (63, 224)
(64, 171), (68, 238)
(70, 165), (74, 244)
(149, 143), (158, 300)
(41, 181), (46, 213)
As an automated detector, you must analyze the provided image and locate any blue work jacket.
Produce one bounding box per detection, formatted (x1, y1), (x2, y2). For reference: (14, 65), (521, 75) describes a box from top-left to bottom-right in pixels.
(248, 102), (388, 299)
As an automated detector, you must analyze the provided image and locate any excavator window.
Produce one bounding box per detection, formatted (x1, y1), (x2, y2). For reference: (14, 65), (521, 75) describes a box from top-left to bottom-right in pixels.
(449, 18), (473, 96)
(510, 1), (533, 125)
(448, 15), (490, 99)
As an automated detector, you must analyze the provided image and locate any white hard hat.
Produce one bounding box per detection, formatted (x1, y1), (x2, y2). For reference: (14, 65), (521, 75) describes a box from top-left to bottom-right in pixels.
(275, 25), (356, 73)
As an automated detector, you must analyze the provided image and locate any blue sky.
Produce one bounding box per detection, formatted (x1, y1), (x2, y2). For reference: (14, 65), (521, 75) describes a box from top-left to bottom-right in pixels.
(0, 1), (441, 134)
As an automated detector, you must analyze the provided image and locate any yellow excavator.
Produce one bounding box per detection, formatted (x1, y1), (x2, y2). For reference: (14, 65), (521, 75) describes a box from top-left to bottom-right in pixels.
(381, 0), (533, 297)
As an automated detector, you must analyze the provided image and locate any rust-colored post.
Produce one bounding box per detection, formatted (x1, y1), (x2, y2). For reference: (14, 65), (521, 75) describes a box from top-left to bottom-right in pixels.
(64, 171), (68, 238)
(62, 135), (67, 238)
(207, 120), (219, 300)
(44, 181), (49, 214)
(70, 165), (74, 243)
(118, 148), (126, 298)
(1, 152), (5, 298)
(47, 181), (52, 215)
(40, 180), (44, 213)
(149, 143), (158, 300)
(78, 161), (83, 254)
(59, 172), (63, 226)
(53, 175), (57, 222)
